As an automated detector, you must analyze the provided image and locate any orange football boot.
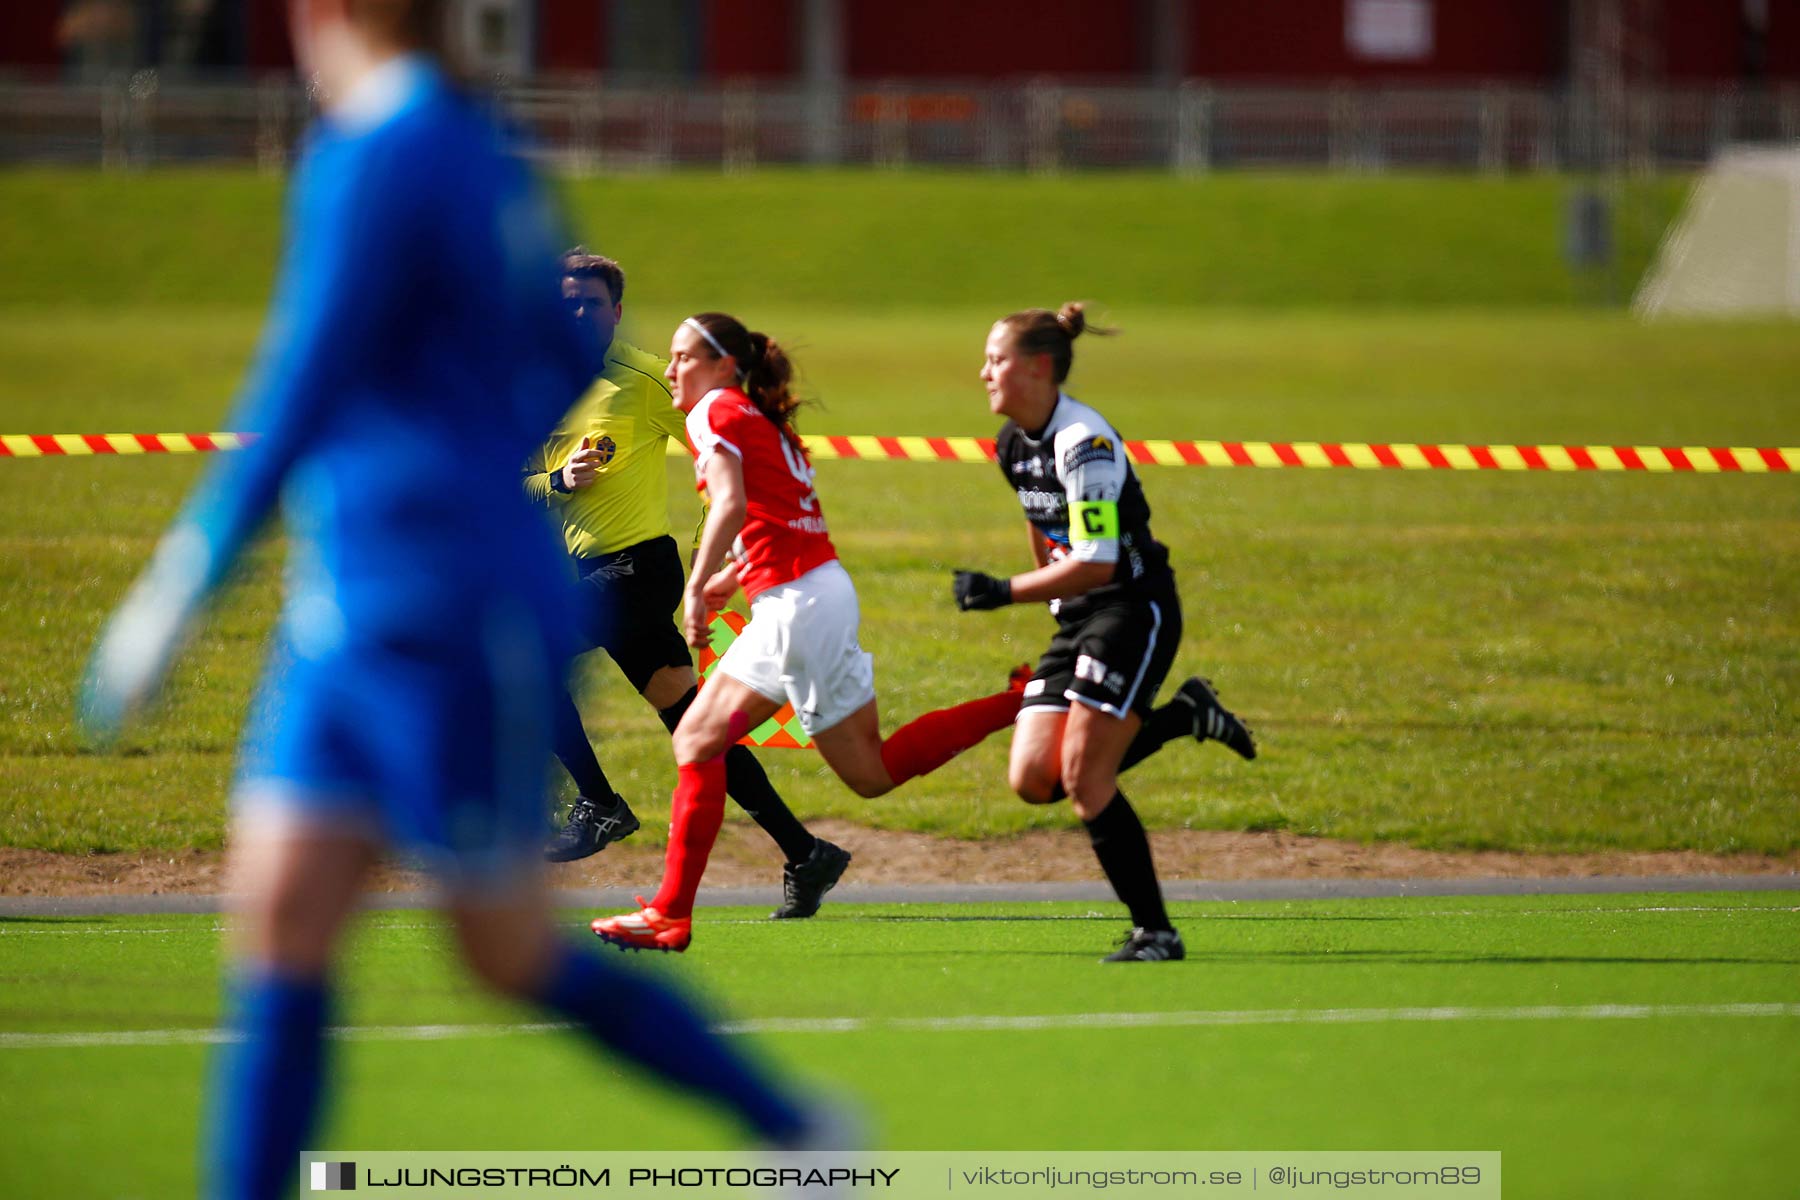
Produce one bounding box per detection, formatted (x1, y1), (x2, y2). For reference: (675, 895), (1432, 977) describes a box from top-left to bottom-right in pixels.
(591, 898), (692, 953)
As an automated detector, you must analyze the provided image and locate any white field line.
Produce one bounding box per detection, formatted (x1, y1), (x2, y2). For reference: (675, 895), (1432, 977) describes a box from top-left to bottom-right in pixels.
(5, 905), (1796, 935)
(4, 1003), (1797, 1051)
(713, 906), (1800, 922)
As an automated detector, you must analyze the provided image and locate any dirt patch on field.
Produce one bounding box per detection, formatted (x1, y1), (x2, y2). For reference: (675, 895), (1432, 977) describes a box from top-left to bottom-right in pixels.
(3, 821), (1795, 898)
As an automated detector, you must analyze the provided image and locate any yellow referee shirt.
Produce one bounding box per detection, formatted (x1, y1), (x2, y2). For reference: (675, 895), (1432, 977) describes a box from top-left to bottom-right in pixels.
(523, 340), (688, 558)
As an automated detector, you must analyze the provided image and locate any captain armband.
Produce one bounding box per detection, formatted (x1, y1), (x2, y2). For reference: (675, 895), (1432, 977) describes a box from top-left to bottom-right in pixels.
(1069, 500), (1120, 544)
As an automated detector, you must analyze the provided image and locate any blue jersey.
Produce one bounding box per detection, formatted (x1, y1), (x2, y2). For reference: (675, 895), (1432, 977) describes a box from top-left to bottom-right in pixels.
(181, 57), (602, 649)
(168, 59), (604, 870)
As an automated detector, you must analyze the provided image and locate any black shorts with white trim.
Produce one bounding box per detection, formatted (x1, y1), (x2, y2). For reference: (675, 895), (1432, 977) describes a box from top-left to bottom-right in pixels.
(1019, 591), (1183, 720)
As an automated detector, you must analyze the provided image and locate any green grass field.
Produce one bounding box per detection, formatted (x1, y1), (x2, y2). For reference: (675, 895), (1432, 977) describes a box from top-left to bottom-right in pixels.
(2, 893), (1797, 1198)
(0, 168), (1783, 865)
(3, 304), (1796, 855)
(2, 168), (1798, 1200)
(0, 170), (1687, 311)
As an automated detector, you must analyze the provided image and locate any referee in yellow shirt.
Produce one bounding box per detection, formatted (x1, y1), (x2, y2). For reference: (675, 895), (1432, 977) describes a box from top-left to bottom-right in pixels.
(524, 251), (851, 919)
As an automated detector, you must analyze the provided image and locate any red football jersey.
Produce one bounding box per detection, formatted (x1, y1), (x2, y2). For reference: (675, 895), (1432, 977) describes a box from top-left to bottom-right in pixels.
(685, 387), (838, 600)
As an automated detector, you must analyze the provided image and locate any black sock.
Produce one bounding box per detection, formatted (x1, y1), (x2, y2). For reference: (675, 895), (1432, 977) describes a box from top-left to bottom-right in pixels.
(551, 687), (619, 808)
(1081, 791), (1171, 932)
(1048, 705), (1189, 802)
(724, 747), (817, 863)
(1121, 700), (1192, 773)
(654, 685), (699, 734)
(659, 687), (817, 864)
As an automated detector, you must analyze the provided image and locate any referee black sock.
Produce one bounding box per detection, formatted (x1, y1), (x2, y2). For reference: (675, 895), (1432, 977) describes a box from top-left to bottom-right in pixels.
(1047, 704), (1190, 802)
(658, 687), (817, 865)
(551, 688), (621, 809)
(1081, 791), (1172, 933)
(654, 686), (697, 734)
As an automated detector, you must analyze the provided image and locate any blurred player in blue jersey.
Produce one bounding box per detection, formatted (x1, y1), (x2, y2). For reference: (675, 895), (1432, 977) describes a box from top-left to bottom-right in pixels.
(79, 3), (823, 1196)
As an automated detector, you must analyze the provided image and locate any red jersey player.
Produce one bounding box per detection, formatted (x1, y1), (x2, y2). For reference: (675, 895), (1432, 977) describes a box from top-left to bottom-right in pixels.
(591, 312), (1024, 952)
(682, 377), (836, 605)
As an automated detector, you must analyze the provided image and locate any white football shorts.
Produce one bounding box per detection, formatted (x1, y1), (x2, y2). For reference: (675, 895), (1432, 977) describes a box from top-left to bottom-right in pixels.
(715, 559), (876, 737)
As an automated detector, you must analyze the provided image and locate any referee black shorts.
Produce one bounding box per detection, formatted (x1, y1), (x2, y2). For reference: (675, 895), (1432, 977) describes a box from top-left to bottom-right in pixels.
(1019, 592), (1182, 721)
(570, 535), (696, 694)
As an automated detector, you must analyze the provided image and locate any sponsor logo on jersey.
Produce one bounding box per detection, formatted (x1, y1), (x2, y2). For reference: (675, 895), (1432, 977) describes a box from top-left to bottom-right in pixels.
(1063, 434), (1115, 473)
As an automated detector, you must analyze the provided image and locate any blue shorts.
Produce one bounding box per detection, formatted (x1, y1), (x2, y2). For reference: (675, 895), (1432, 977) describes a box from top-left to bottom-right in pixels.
(235, 597), (560, 883)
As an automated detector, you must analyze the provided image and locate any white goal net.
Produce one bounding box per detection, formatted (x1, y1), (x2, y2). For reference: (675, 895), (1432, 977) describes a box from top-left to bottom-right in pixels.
(1634, 145), (1800, 319)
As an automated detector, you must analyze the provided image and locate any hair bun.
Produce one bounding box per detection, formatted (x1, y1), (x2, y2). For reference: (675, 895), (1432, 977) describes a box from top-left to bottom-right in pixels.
(1055, 303), (1086, 338)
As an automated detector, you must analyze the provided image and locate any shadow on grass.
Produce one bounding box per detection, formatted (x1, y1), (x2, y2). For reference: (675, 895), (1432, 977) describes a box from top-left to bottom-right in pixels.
(809, 948), (1800, 968)
(1185, 948), (1800, 966)
(854, 913), (1402, 924)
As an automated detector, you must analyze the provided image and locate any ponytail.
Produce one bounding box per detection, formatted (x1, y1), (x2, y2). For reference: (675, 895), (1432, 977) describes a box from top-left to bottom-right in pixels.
(684, 313), (806, 451)
(998, 301), (1117, 384)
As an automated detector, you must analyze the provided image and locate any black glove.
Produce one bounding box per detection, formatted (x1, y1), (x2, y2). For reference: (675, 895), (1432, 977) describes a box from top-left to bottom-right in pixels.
(953, 569), (1013, 611)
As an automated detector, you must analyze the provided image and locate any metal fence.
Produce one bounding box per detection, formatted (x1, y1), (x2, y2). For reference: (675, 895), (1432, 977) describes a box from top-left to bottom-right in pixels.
(3, 74), (1797, 172)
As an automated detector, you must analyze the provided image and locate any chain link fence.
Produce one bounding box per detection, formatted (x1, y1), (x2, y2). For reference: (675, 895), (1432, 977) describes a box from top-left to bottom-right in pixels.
(3, 75), (1797, 172)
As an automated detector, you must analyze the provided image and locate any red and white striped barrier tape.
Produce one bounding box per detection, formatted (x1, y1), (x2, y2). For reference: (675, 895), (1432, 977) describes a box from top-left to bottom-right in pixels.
(4, 431), (1795, 472)
(785, 436), (1800, 473)
(1, 433), (255, 457)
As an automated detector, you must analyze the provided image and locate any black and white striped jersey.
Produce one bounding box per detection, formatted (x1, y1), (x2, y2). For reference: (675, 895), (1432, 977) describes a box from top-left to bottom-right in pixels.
(994, 392), (1175, 616)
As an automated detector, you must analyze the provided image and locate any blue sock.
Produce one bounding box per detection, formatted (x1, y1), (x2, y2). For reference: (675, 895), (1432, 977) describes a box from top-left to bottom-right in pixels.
(205, 970), (330, 1200)
(534, 942), (807, 1142)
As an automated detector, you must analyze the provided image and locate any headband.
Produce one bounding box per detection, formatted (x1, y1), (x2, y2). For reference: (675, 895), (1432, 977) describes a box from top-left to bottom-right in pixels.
(682, 317), (732, 362)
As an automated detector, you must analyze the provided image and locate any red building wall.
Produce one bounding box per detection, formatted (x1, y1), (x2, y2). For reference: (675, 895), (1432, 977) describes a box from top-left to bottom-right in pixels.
(845, 0), (1144, 79)
(707, 0), (796, 78)
(1770, 2), (1800, 79)
(1660, 0), (1743, 81)
(0, 4), (64, 69)
(5, 0), (1789, 86)
(538, 0), (608, 74)
(1187, 0), (1561, 83)
(245, 0), (293, 71)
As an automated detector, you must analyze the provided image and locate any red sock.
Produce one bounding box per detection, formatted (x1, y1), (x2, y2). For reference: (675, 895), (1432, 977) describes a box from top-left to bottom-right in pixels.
(650, 713), (747, 920)
(649, 758), (726, 920)
(879, 689), (1021, 788)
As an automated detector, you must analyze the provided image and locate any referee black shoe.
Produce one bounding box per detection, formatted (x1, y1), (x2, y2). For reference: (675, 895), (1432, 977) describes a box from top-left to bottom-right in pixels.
(544, 796), (640, 863)
(1173, 676), (1257, 761)
(1102, 928), (1186, 963)
(771, 838), (852, 919)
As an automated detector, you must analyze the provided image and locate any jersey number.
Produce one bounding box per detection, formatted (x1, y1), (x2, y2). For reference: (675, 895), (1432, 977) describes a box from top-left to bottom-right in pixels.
(778, 437), (818, 512)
